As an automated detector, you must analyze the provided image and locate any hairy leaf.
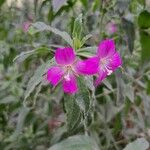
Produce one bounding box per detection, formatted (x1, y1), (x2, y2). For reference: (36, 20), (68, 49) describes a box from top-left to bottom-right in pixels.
(24, 59), (54, 99)
(72, 14), (83, 49)
(48, 135), (99, 150)
(123, 138), (149, 150)
(0, 96), (17, 104)
(7, 107), (30, 141)
(30, 22), (73, 46)
(13, 50), (35, 63)
(75, 77), (90, 113)
(122, 18), (135, 53)
(52, 0), (67, 12)
(64, 95), (81, 131)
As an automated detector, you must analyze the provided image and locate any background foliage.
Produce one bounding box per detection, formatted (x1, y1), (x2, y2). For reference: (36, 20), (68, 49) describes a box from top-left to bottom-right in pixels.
(0, 0), (150, 150)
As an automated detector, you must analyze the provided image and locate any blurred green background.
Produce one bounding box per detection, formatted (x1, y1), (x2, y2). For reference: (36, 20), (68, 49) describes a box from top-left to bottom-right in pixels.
(0, 0), (150, 150)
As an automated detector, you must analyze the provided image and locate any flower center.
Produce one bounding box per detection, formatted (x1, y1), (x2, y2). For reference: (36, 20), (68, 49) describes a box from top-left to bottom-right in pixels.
(64, 72), (71, 81)
(101, 58), (108, 66)
(100, 58), (112, 75)
(64, 65), (75, 81)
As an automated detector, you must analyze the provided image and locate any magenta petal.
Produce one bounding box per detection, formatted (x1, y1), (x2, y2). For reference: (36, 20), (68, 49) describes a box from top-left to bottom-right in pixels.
(95, 68), (107, 86)
(108, 51), (122, 71)
(75, 57), (99, 75)
(62, 74), (78, 94)
(97, 39), (116, 58)
(55, 47), (76, 65)
(47, 66), (64, 86)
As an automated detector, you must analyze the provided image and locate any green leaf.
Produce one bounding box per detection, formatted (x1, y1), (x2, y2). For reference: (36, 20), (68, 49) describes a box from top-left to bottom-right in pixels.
(123, 138), (149, 150)
(122, 18), (135, 53)
(124, 85), (134, 102)
(92, 0), (100, 11)
(75, 77), (90, 113)
(0, 96), (17, 104)
(0, 41), (9, 59)
(77, 46), (97, 57)
(30, 22), (73, 46)
(13, 50), (35, 63)
(77, 51), (95, 57)
(140, 31), (150, 63)
(138, 10), (150, 29)
(116, 0), (129, 14)
(84, 76), (95, 92)
(72, 14), (83, 49)
(81, 34), (92, 47)
(64, 95), (81, 131)
(13, 47), (50, 63)
(0, 0), (5, 7)
(78, 46), (97, 53)
(24, 59), (54, 100)
(138, 0), (145, 5)
(48, 135), (99, 150)
(105, 100), (124, 122)
(72, 14), (83, 39)
(52, 0), (67, 12)
(103, 79), (113, 90)
(7, 107), (30, 141)
(80, 0), (88, 8)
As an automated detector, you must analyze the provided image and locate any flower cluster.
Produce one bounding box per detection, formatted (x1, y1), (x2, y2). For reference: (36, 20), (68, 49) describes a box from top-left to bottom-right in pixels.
(47, 39), (122, 94)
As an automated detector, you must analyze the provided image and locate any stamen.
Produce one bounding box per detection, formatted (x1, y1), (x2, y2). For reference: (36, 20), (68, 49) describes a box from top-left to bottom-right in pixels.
(105, 66), (112, 75)
(64, 72), (71, 81)
(100, 58), (112, 75)
(63, 63), (78, 81)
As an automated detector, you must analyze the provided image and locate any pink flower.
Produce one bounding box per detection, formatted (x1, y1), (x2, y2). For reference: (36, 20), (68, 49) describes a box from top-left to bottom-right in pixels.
(22, 21), (31, 32)
(81, 39), (122, 86)
(47, 47), (98, 94)
(106, 22), (117, 35)
(95, 39), (122, 85)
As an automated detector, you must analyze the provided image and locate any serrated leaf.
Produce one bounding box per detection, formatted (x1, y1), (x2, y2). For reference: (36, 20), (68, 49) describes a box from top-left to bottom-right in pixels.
(122, 18), (135, 53)
(123, 138), (149, 150)
(48, 135), (99, 150)
(75, 77), (90, 112)
(24, 59), (54, 100)
(138, 10), (150, 29)
(64, 95), (81, 131)
(52, 0), (67, 12)
(30, 22), (73, 46)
